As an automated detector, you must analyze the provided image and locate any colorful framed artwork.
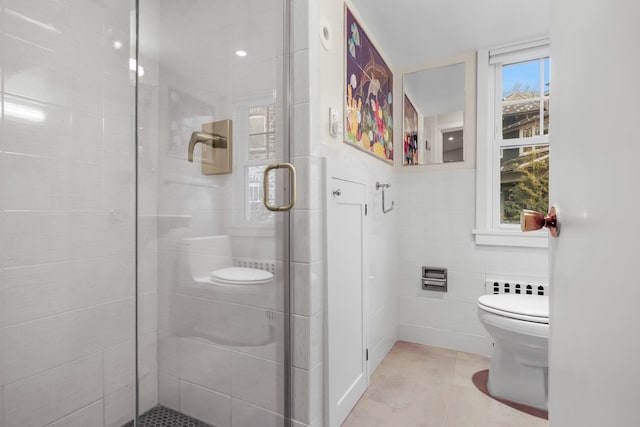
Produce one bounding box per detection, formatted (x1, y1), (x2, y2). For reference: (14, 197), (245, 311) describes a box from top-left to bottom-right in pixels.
(344, 6), (394, 164)
(403, 94), (419, 165)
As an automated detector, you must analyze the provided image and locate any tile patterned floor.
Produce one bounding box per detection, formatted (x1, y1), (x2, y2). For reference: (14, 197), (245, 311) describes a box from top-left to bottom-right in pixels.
(124, 406), (212, 427)
(342, 341), (549, 427)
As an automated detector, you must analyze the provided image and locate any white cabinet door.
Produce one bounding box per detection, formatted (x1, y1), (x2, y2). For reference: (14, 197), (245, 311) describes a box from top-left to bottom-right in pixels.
(326, 177), (367, 427)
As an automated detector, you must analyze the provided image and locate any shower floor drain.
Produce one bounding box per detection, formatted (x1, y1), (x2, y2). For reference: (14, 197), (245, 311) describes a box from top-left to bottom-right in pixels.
(123, 405), (212, 427)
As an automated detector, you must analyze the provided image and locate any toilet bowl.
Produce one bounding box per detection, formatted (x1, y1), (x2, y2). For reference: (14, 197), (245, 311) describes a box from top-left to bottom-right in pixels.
(209, 266), (274, 295)
(181, 235), (274, 296)
(477, 294), (549, 410)
(179, 235), (277, 346)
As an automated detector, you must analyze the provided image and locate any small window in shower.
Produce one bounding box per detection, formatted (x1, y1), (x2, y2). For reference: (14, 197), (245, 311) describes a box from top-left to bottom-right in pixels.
(245, 104), (277, 223)
(245, 164), (276, 223)
(248, 105), (277, 160)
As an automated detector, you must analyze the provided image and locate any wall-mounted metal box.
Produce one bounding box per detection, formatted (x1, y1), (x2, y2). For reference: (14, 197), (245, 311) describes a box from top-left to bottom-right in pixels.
(422, 267), (447, 292)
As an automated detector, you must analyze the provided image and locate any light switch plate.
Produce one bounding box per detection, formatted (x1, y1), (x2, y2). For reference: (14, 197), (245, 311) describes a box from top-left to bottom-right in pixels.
(329, 108), (342, 137)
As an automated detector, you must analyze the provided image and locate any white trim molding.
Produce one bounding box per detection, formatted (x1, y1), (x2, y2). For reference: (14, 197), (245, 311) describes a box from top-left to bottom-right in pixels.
(474, 37), (550, 248)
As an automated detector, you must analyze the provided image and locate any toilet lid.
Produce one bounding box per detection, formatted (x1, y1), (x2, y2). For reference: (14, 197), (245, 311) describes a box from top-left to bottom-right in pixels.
(210, 267), (274, 285)
(478, 294), (549, 324)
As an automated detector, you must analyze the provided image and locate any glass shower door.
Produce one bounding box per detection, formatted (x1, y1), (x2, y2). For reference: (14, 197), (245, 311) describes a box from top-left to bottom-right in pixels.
(136, 0), (292, 425)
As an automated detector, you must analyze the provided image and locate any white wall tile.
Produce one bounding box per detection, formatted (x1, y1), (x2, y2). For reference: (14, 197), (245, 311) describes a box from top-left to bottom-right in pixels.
(3, 298), (133, 384)
(103, 340), (134, 396)
(1, 2), (141, 427)
(1, 211), (134, 268)
(292, 103), (311, 158)
(396, 168), (549, 354)
(229, 306), (284, 362)
(46, 400), (104, 427)
(157, 293), (232, 346)
(104, 385), (134, 427)
(2, 35), (103, 113)
(3, 353), (103, 427)
(291, 261), (323, 316)
(291, 210), (322, 263)
(138, 292), (158, 335)
(293, 50), (310, 105)
(231, 399), (283, 427)
(179, 338), (232, 394)
(292, 156), (322, 211)
(398, 323), (491, 356)
(139, 332), (159, 386)
(1, 95), (71, 159)
(231, 352), (284, 414)
(1, 255), (133, 325)
(158, 334), (181, 378)
(158, 372), (180, 411)
(179, 381), (231, 427)
(291, 364), (322, 424)
(292, 0), (310, 53)
(292, 312), (322, 370)
(139, 371), (159, 415)
(401, 296), (486, 336)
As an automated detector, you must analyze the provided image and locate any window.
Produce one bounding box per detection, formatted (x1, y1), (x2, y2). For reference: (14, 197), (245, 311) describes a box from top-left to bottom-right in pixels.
(244, 105), (277, 224)
(474, 39), (550, 247)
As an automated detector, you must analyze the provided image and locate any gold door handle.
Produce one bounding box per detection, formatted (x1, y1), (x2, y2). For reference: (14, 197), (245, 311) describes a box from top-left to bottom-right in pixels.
(263, 163), (297, 212)
(521, 206), (559, 237)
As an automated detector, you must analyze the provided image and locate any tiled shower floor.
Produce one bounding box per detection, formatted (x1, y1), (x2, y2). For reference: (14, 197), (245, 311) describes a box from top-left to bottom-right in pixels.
(124, 406), (212, 427)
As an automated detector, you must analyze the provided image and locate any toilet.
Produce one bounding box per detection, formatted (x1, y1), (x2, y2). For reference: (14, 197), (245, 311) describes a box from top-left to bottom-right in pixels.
(209, 266), (274, 295)
(179, 235), (277, 346)
(477, 294), (549, 410)
(180, 235), (275, 298)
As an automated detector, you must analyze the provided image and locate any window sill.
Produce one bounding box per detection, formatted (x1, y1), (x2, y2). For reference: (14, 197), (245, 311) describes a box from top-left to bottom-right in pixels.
(472, 229), (548, 248)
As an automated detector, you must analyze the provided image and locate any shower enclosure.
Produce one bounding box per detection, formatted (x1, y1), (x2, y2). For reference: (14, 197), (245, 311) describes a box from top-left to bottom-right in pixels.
(0, 0), (294, 425)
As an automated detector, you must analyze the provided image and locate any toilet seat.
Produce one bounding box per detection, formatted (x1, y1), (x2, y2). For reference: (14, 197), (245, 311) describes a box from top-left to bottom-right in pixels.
(478, 294), (549, 324)
(210, 267), (274, 285)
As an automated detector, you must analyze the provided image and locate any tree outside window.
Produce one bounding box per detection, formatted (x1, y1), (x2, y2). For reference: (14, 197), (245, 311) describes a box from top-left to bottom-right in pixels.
(497, 57), (550, 224)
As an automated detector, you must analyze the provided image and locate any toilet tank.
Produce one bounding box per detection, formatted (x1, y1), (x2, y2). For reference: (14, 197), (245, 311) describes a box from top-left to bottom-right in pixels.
(181, 235), (233, 280)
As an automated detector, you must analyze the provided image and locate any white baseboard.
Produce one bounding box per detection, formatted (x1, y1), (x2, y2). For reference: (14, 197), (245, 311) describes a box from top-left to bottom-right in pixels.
(398, 323), (492, 356)
(367, 337), (395, 377)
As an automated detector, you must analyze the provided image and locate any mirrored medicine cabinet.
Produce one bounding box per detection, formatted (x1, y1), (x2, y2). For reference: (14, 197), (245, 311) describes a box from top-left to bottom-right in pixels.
(397, 52), (476, 170)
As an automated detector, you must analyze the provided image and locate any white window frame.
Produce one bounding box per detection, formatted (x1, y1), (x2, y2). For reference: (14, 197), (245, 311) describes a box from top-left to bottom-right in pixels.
(229, 98), (280, 236)
(473, 37), (550, 248)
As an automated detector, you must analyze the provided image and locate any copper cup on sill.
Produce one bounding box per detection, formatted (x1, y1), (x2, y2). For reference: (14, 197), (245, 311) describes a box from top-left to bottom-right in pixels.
(520, 206), (559, 237)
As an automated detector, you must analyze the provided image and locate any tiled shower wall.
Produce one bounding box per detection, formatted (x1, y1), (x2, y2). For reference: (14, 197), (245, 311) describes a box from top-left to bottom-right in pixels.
(0, 1), (158, 426)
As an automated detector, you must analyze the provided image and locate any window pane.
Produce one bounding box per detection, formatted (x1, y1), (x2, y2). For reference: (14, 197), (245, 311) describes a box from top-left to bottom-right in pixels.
(502, 59), (542, 140)
(500, 145), (549, 224)
(543, 97), (549, 135)
(249, 115), (266, 134)
(502, 99), (541, 139)
(543, 57), (550, 96)
(249, 105), (276, 134)
(246, 165), (275, 223)
(248, 105), (276, 160)
(249, 134), (268, 160)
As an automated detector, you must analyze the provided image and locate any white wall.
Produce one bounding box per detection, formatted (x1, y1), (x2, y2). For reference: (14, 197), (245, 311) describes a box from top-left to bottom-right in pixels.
(315, 0), (399, 379)
(549, 1), (640, 425)
(0, 1), (149, 426)
(396, 169), (548, 355)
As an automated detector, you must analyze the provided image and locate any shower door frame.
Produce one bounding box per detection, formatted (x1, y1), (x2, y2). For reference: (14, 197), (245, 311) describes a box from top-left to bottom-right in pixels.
(133, 0), (295, 424)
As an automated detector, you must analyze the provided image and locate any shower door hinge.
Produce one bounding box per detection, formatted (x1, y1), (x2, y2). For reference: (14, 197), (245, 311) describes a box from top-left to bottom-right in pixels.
(366, 348), (369, 361)
(365, 204), (368, 216)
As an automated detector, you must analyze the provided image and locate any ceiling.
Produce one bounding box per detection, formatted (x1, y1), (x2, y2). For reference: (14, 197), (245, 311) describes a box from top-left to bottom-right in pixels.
(349, 0), (550, 69)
